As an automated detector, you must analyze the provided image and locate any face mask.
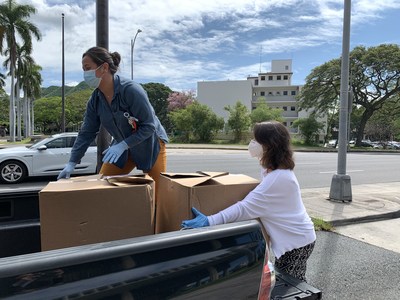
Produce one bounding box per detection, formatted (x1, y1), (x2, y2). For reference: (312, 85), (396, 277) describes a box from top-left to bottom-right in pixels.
(83, 64), (103, 88)
(248, 139), (263, 158)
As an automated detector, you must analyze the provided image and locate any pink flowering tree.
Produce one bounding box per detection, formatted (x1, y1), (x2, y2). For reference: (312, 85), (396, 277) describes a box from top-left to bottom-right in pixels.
(167, 90), (195, 112)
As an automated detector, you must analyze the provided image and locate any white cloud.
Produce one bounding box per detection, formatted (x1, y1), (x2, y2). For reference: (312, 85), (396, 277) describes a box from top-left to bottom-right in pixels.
(0, 0), (397, 93)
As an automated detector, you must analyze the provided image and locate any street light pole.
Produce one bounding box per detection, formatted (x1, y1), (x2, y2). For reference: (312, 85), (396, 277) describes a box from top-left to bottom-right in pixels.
(329, 0), (352, 202)
(131, 29), (142, 80)
(61, 13), (65, 132)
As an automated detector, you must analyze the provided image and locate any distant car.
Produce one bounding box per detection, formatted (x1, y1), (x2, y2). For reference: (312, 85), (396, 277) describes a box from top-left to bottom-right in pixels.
(386, 141), (400, 149)
(360, 141), (374, 148)
(325, 139), (338, 148)
(0, 132), (97, 184)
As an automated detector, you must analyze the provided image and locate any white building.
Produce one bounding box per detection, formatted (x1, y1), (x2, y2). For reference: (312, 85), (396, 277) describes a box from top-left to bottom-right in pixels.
(197, 80), (252, 120)
(197, 59), (310, 134)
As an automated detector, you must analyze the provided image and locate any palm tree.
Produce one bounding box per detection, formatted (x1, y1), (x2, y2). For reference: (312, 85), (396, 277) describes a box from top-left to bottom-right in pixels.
(4, 43), (35, 139)
(16, 44), (35, 138)
(21, 63), (42, 137)
(0, 0), (41, 142)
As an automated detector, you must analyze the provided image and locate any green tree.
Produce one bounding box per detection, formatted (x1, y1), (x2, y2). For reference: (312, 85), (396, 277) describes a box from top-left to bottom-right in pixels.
(0, 89), (8, 125)
(298, 44), (400, 147)
(34, 97), (62, 134)
(169, 102), (224, 143)
(292, 116), (325, 145)
(364, 94), (400, 142)
(250, 98), (283, 125)
(141, 82), (173, 133)
(224, 101), (251, 142)
(0, 0), (41, 141)
(65, 89), (92, 130)
(32, 89), (92, 134)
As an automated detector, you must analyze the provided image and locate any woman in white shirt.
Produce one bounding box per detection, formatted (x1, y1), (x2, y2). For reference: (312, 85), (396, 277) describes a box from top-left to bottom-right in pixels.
(181, 121), (316, 281)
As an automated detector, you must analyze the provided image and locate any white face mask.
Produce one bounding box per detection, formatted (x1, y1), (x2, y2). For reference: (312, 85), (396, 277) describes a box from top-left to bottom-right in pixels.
(248, 140), (263, 158)
(83, 64), (103, 88)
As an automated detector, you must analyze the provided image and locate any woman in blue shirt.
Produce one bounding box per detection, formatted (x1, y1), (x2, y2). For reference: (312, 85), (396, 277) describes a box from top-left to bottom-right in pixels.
(58, 46), (168, 190)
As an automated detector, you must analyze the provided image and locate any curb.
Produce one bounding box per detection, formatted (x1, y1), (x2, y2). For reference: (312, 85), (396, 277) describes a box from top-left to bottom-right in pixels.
(330, 209), (400, 227)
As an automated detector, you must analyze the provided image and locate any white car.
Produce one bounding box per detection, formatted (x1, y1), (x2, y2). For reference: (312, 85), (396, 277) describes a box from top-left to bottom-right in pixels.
(0, 132), (97, 184)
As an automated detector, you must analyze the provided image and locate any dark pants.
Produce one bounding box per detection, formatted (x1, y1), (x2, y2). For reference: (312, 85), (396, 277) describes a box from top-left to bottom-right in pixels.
(275, 241), (315, 281)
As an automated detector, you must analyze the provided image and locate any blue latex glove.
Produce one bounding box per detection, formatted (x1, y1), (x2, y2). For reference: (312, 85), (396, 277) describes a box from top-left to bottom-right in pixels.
(102, 141), (129, 164)
(181, 207), (210, 229)
(57, 162), (77, 180)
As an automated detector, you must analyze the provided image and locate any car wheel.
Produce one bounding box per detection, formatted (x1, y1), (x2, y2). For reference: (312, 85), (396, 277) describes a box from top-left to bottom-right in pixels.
(0, 160), (28, 184)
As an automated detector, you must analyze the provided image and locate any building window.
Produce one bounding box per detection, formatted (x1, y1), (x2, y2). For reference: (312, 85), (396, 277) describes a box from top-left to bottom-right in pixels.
(268, 91), (273, 95)
(291, 90), (296, 95)
(255, 79), (258, 85)
(291, 106), (296, 111)
(268, 75), (273, 80)
(277, 75), (282, 80)
(276, 91), (280, 95)
(260, 91), (265, 96)
(261, 76), (265, 80)
(285, 65), (289, 70)
(283, 106), (287, 111)
(283, 75), (288, 80)
(283, 91), (288, 95)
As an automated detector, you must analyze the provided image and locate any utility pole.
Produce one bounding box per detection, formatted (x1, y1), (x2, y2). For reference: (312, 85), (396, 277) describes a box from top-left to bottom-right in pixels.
(329, 0), (352, 202)
(96, 0), (111, 173)
(61, 13), (65, 132)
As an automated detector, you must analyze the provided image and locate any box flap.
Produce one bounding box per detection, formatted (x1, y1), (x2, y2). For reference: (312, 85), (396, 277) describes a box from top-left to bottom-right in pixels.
(160, 171), (230, 188)
(212, 174), (260, 185)
(196, 171), (229, 178)
(160, 172), (206, 179)
(40, 180), (109, 192)
(105, 174), (154, 186)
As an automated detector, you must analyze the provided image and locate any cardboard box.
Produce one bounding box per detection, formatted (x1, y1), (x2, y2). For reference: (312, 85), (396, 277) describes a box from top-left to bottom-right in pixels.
(39, 174), (155, 251)
(155, 171), (260, 233)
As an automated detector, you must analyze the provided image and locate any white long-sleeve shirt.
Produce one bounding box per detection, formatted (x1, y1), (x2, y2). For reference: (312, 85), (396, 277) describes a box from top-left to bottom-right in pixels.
(208, 169), (316, 259)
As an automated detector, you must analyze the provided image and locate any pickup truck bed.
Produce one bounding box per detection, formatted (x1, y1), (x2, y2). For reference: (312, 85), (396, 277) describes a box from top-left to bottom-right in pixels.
(0, 189), (322, 300)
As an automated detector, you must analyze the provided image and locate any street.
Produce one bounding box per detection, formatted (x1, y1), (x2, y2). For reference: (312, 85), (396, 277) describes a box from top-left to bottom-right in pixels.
(308, 231), (400, 300)
(3, 149), (400, 190)
(165, 149), (400, 188)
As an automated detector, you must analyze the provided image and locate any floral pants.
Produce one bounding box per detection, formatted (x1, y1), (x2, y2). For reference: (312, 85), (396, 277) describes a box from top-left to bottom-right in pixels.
(275, 241), (316, 281)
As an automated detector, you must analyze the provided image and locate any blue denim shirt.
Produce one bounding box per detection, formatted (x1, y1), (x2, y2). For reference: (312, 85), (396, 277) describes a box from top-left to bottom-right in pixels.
(70, 75), (168, 171)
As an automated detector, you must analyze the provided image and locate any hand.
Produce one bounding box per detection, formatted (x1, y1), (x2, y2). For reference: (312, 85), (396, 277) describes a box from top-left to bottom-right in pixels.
(102, 141), (129, 164)
(181, 207), (210, 229)
(57, 162), (77, 180)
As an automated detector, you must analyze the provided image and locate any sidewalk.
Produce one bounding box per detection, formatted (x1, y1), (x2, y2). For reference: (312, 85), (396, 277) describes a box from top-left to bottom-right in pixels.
(301, 182), (400, 226)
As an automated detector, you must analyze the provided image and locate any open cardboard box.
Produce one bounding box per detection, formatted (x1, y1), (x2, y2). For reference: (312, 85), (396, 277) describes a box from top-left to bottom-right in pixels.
(39, 174), (155, 251)
(155, 171), (260, 233)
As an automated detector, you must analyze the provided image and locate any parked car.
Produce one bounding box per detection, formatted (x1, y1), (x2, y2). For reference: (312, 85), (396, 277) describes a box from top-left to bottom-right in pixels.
(325, 139), (338, 148)
(360, 141), (374, 148)
(0, 132), (97, 184)
(386, 141), (400, 149)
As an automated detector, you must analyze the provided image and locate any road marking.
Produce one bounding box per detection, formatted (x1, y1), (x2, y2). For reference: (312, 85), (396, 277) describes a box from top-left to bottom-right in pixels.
(319, 170), (364, 174)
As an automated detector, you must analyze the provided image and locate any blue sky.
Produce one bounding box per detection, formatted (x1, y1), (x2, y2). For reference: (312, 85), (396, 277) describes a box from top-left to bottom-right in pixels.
(3, 0), (400, 93)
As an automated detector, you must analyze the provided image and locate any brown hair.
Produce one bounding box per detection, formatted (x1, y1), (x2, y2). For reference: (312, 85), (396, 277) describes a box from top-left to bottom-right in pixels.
(253, 121), (295, 170)
(82, 46), (121, 75)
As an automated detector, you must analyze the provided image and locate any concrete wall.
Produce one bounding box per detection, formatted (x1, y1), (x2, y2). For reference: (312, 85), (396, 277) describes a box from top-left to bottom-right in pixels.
(197, 80), (253, 121)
